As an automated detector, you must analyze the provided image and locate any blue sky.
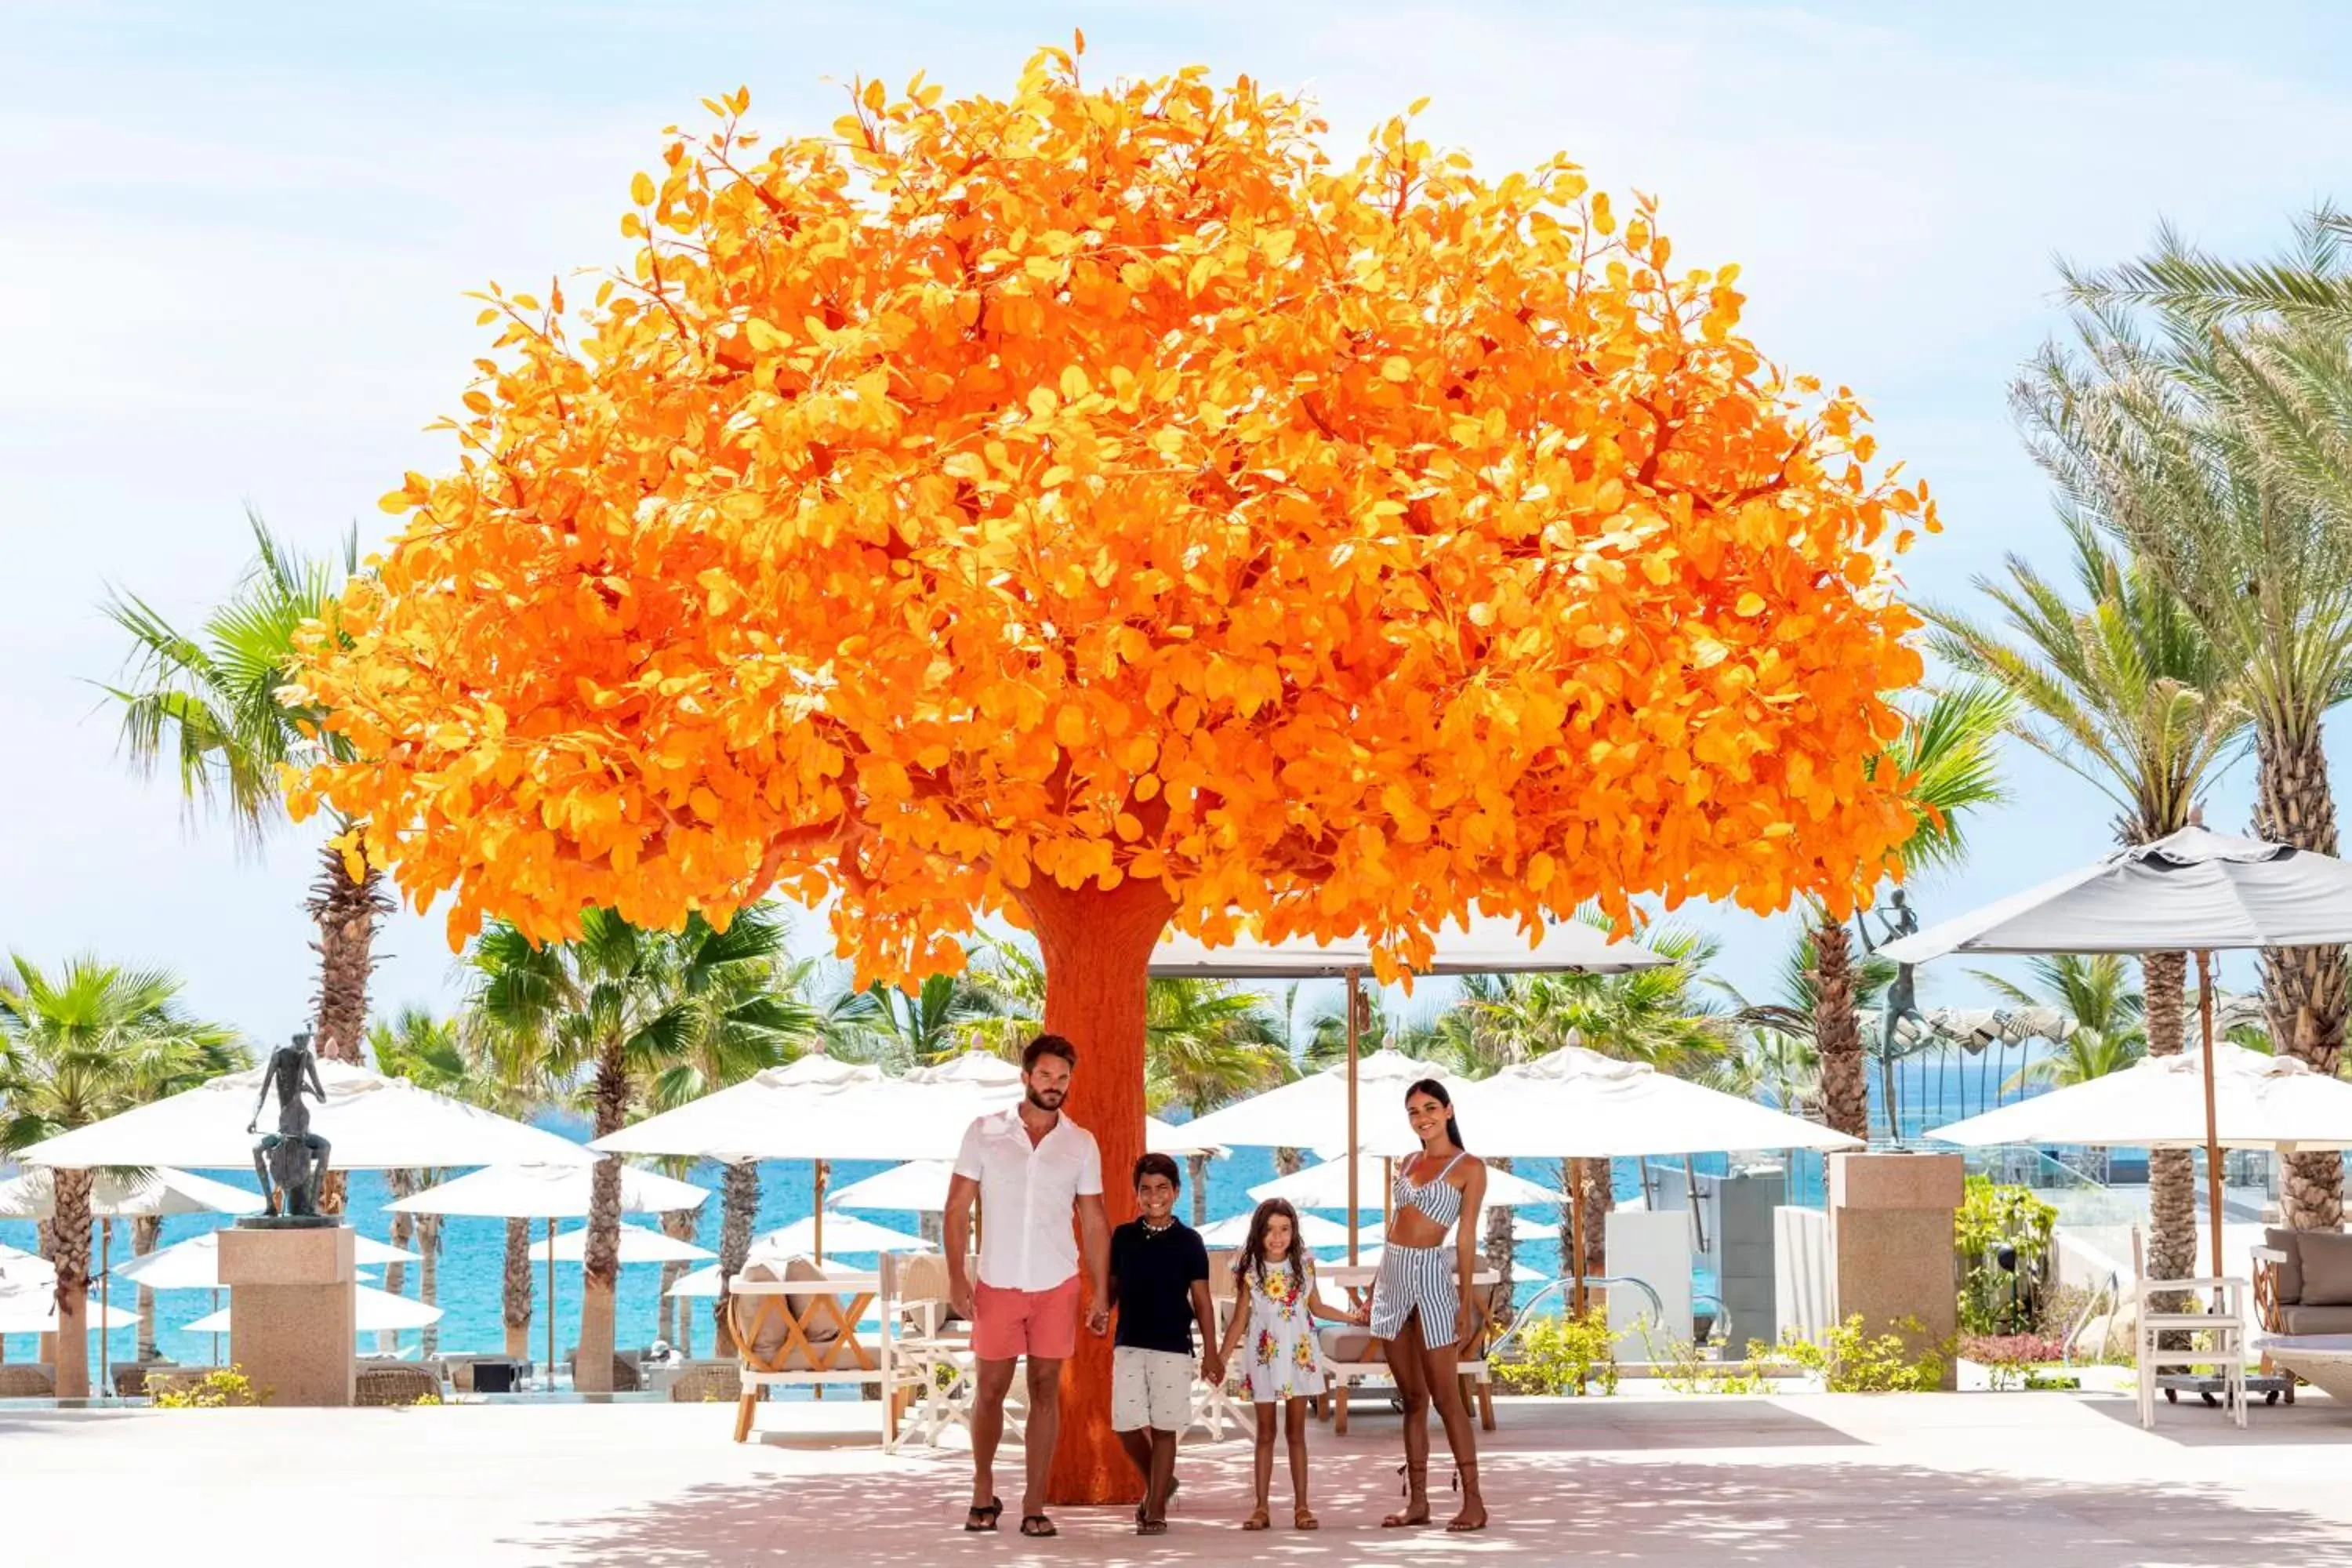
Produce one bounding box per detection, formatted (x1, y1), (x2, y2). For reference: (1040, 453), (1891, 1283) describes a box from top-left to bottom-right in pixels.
(5, 2), (2351, 1042)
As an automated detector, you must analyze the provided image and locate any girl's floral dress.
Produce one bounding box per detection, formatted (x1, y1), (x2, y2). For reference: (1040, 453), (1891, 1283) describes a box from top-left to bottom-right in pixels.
(1240, 1256), (1325, 1402)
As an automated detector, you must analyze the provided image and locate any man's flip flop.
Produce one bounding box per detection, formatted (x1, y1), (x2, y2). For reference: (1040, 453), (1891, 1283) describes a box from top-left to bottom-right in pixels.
(1020, 1515), (1058, 1537)
(962, 1497), (1002, 1532)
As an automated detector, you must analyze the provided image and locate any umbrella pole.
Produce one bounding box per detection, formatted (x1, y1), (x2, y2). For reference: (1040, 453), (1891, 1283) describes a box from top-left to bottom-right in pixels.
(2198, 951), (2225, 1298)
(100, 1217), (111, 1403)
(1570, 1157), (1588, 1319)
(1346, 967), (1361, 1268)
(546, 1216), (557, 1393)
(814, 1160), (827, 1266)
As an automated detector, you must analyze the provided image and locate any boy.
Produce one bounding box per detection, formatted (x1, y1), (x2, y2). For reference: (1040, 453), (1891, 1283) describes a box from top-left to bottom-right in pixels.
(1108, 1152), (1221, 1535)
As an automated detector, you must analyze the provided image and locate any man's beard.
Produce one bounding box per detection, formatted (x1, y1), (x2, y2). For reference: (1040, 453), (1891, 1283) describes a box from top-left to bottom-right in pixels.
(1025, 1087), (1065, 1112)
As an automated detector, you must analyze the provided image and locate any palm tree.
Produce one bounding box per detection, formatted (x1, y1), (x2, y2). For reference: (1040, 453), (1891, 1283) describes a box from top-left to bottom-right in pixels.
(2019, 270), (2352, 1227)
(101, 519), (390, 1087)
(467, 907), (800, 1389)
(1142, 980), (1289, 1225)
(1449, 919), (1729, 1281)
(1812, 683), (2013, 1141)
(0, 957), (243, 1397)
(1929, 506), (2243, 1289)
(2002, 1029), (2146, 1094)
(366, 1006), (474, 1352)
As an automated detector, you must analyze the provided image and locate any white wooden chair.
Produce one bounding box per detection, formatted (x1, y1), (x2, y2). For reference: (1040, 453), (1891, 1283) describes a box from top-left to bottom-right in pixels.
(877, 1253), (1032, 1450)
(2131, 1232), (2249, 1429)
(1188, 1247), (1252, 1439)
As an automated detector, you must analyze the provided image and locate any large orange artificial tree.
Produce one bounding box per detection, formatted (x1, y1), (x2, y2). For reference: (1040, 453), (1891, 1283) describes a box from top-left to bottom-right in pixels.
(291, 43), (1936, 1502)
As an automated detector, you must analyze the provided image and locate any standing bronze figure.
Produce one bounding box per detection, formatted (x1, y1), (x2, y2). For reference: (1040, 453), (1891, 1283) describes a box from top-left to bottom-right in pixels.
(249, 1030), (332, 1219)
(1856, 890), (1931, 1144)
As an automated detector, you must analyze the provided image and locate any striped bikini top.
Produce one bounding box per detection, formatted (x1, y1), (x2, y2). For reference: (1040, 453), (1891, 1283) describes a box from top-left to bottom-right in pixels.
(1392, 1151), (1469, 1226)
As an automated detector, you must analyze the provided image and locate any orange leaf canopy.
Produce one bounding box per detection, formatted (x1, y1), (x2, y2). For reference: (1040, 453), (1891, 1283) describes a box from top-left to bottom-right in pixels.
(291, 49), (1933, 983)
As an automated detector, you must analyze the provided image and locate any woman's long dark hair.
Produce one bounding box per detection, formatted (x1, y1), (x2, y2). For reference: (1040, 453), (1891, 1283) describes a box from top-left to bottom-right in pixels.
(1234, 1197), (1309, 1292)
(1406, 1077), (1464, 1153)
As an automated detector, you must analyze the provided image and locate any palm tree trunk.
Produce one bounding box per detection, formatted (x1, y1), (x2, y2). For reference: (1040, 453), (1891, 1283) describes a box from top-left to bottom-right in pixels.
(132, 1215), (162, 1363)
(1813, 919), (1870, 1141)
(306, 841), (391, 1218)
(656, 1209), (700, 1351)
(1185, 1153), (1210, 1228)
(417, 1212), (442, 1358)
(2141, 951), (2198, 1326)
(713, 1161), (760, 1357)
(49, 1169), (93, 1399)
(2255, 722), (2347, 1229)
(1556, 1157), (1612, 1283)
(1482, 1158), (1515, 1312)
(1273, 1147), (1304, 1177)
(502, 1217), (533, 1359)
(380, 1169), (417, 1355)
(576, 1037), (630, 1394)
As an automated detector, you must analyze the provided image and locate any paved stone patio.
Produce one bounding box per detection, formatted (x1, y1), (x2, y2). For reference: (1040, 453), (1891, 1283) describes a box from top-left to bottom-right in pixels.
(9, 1386), (2352, 1565)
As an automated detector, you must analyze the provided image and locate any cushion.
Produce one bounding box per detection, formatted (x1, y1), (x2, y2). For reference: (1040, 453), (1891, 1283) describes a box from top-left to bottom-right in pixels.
(2278, 1303), (2352, 1336)
(1318, 1326), (1381, 1365)
(782, 1255), (843, 1345)
(2296, 1231), (2352, 1306)
(2267, 1226), (2305, 1305)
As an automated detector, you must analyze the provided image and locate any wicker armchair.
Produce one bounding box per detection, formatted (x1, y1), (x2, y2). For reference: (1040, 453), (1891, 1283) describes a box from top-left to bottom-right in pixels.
(0, 1366), (56, 1398)
(565, 1354), (642, 1393)
(355, 1364), (442, 1407)
(668, 1361), (742, 1403)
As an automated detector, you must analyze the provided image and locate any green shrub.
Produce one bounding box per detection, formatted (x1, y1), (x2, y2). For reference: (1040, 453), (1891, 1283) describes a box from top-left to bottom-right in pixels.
(1780, 1315), (1947, 1393)
(1491, 1308), (1620, 1396)
(1955, 1177), (2056, 1336)
(1632, 1320), (1776, 1393)
(152, 1367), (260, 1409)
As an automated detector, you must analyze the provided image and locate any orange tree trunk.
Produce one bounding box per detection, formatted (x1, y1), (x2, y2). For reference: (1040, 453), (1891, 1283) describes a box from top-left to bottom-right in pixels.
(1020, 876), (1175, 1508)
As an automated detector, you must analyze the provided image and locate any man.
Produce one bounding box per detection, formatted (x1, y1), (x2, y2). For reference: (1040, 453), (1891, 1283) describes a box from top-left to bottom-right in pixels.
(1109, 1152), (1220, 1536)
(946, 1033), (1110, 1540)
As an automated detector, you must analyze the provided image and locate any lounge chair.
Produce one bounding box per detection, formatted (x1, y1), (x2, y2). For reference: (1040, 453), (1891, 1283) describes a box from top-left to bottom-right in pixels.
(726, 1254), (887, 1442)
(0, 1365), (55, 1399)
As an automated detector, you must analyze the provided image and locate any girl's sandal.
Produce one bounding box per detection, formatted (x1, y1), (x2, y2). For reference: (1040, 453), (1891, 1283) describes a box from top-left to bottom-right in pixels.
(1241, 1505), (1272, 1532)
(961, 1497), (1002, 1533)
(1294, 1506), (1320, 1531)
(1018, 1515), (1057, 1538)
(1136, 1519), (1169, 1537)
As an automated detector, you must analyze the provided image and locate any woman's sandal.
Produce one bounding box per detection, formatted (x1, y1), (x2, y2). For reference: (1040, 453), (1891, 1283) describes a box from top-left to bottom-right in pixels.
(1447, 1501), (1490, 1534)
(962, 1497), (1002, 1533)
(1294, 1505), (1320, 1531)
(1018, 1515), (1058, 1538)
(1241, 1504), (1271, 1531)
(1381, 1464), (1431, 1528)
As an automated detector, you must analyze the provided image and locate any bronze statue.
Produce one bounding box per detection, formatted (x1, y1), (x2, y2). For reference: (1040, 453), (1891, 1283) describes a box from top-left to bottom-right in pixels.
(248, 1030), (332, 1218)
(1857, 890), (1930, 1144)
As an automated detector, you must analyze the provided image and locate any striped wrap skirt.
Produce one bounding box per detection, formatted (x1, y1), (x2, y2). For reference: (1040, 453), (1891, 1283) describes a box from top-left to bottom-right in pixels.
(1369, 1242), (1458, 1342)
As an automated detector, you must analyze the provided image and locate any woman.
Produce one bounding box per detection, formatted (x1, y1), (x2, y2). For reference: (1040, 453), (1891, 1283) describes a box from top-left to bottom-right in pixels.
(1366, 1077), (1489, 1532)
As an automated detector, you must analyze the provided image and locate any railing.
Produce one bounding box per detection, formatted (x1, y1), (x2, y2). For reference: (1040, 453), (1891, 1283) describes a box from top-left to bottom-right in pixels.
(1488, 1273), (1666, 1362)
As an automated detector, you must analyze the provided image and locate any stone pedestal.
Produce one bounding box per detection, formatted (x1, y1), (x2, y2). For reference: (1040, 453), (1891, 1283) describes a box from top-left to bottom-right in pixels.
(1827, 1151), (1962, 1390)
(217, 1225), (355, 1406)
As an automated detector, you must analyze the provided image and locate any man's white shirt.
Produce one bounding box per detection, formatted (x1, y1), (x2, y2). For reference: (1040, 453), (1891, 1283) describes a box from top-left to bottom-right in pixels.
(953, 1106), (1103, 1292)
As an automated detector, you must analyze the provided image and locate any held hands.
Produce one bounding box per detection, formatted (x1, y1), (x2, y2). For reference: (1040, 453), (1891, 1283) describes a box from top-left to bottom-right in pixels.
(1086, 1293), (1112, 1338)
(1201, 1352), (1225, 1387)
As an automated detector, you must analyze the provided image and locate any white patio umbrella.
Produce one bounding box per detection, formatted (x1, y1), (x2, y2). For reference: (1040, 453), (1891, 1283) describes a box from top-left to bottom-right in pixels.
(116, 1229), (420, 1290)
(0, 1240), (54, 1283)
(742, 1212), (928, 1258)
(532, 1222), (714, 1265)
(0, 1279), (136, 1334)
(1249, 1152), (1557, 1210)
(0, 1165), (267, 1394)
(827, 1115), (1214, 1217)
(1153, 910), (1667, 1262)
(391, 1162), (707, 1388)
(12, 1058), (592, 1171)
(1931, 1043), (2352, 1150)
(1198, 1209), (1355, 1248)
(1886, 825), (2352, 1280)
(182, 1282), (442, 1336)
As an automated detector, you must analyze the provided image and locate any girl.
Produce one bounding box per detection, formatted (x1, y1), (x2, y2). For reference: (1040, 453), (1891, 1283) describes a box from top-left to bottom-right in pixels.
(1216, 1197), (1360, 1531)
(1367, 1078), (1490, 1532)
